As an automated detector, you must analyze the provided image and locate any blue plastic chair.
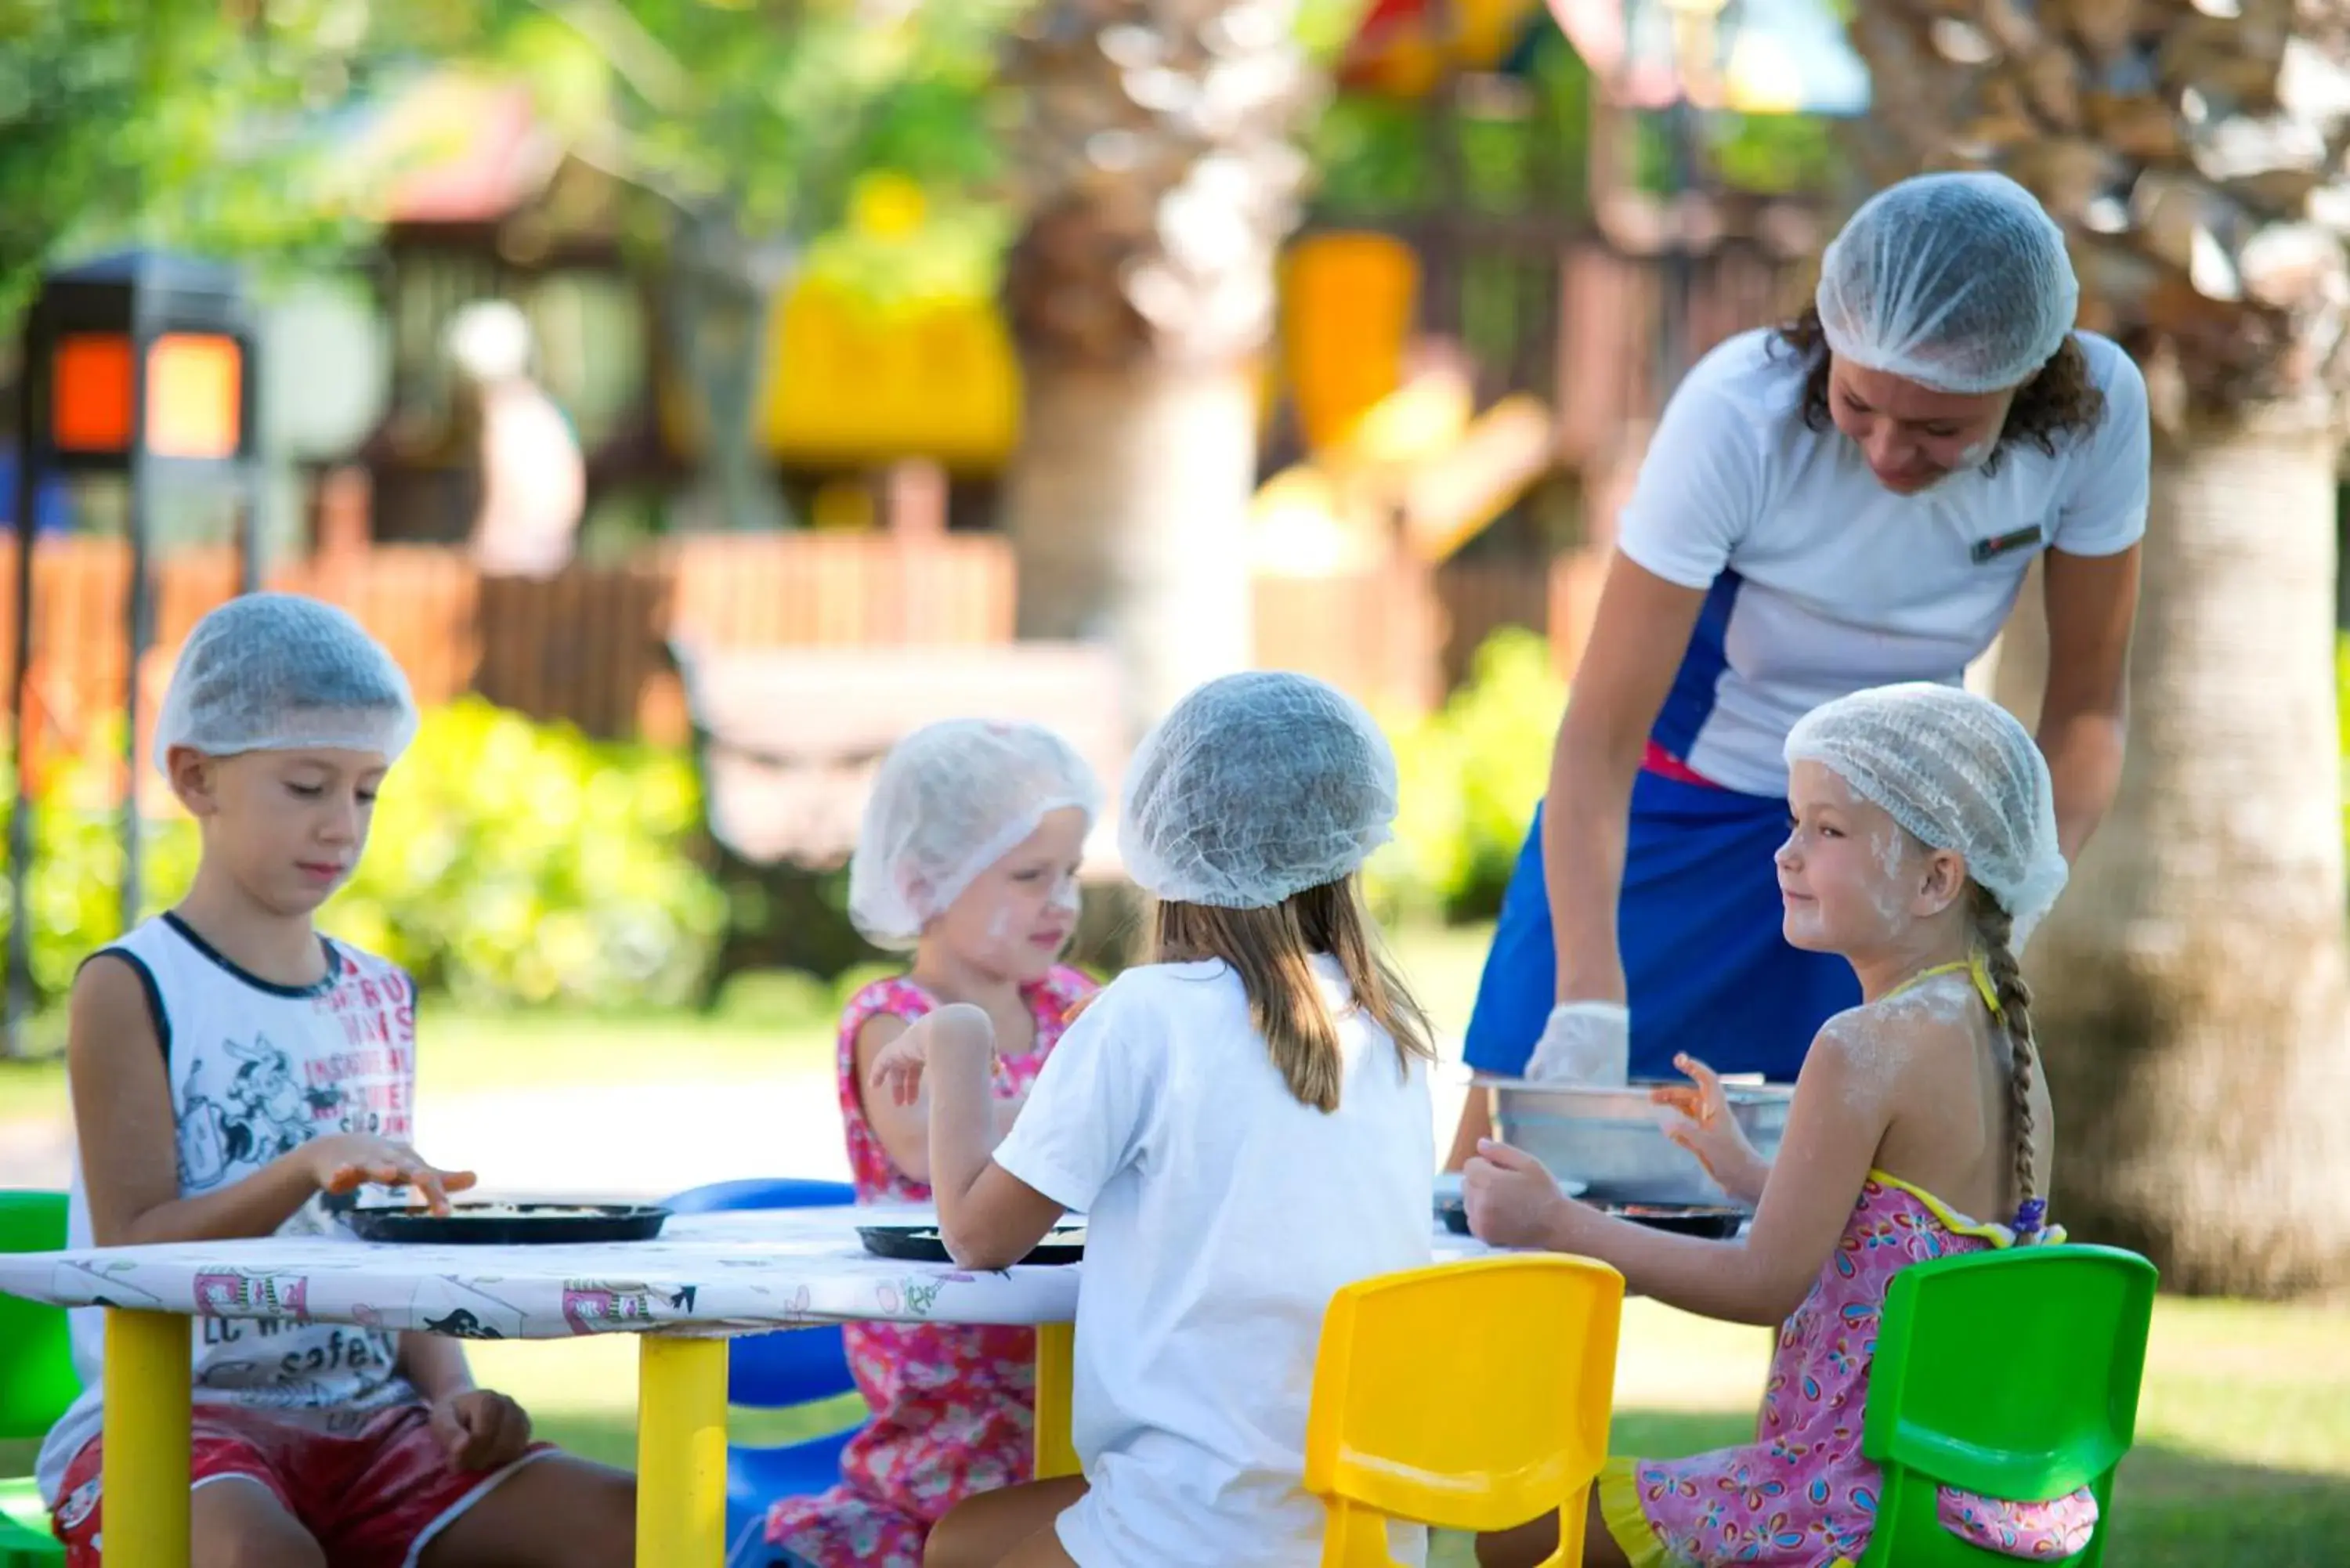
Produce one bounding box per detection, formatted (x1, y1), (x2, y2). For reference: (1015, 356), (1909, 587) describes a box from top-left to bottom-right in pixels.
(663, 1179), (863, 1568)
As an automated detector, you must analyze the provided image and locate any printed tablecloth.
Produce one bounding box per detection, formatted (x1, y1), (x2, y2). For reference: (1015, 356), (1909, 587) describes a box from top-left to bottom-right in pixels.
(0, 1204), (1496, 1339)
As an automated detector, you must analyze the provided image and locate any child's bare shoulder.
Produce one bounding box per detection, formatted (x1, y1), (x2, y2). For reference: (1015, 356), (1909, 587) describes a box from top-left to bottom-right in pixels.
(1809, 977), (1981, 1086)
(846, 975), (935, 1056)
(69, 951), (163, 1053)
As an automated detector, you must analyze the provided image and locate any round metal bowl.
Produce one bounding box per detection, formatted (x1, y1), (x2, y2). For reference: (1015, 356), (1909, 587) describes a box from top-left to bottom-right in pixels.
(1487, 1078), (1794, 1206)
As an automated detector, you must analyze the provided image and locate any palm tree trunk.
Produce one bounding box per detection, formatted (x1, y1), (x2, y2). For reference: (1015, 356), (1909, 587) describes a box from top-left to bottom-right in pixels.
(1004, 363), (1259, 738)
(1995, 411), (2350, 1295)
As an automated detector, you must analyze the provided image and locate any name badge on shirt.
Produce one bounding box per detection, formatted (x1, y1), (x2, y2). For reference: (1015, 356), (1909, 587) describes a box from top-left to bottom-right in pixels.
(1971, 523), (2046, 565)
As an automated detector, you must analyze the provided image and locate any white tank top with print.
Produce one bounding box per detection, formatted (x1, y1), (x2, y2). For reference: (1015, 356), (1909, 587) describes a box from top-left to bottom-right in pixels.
(36, 913), (423, 1503)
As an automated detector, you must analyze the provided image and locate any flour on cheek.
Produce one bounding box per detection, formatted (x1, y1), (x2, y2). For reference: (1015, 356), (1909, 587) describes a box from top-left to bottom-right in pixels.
(1864, 824), (1914, 929)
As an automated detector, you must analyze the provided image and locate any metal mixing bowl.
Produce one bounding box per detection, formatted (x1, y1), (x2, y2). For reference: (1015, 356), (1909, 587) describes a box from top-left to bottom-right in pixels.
(1488, 1078), (1795, 1206)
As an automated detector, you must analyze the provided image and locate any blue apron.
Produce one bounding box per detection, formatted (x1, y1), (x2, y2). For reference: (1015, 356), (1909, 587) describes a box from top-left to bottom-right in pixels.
(1461, 770), (1858, 1083)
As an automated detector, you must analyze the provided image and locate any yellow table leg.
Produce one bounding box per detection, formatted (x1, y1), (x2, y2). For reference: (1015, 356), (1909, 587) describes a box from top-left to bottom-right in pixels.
(103, 1309), (190, 1568)
(1034, 1321), (1078, 1480)
(637, 1335), (730, 1568)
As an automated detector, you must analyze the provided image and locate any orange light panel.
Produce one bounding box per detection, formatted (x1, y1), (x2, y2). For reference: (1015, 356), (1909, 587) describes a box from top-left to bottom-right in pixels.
(146, 334), (243, 459)
(52, 334), (135, 453)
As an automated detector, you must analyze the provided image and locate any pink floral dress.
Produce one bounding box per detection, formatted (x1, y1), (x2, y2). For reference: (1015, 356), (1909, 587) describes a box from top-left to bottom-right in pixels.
(763, 966), (1096, 1568)
(1597, 1172), (2100, 1567)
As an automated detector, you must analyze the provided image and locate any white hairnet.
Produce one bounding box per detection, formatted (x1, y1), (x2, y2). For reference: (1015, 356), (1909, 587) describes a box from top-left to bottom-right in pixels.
(1817, 172), (2080, 395)
(1784, 682), (2067, 945)
(154, 594), (418, 775)
(1120, 670), (1397, 909)
(848, 719), (1101, 949)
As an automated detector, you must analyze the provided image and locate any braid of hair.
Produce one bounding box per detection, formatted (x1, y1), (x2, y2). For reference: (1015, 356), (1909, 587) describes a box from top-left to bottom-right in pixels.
(1970, 886), (2044, 1237)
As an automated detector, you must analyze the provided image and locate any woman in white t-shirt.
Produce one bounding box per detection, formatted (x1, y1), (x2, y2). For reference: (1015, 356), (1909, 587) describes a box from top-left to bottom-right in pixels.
(866, 671), (1439, 1568)
(1448, 172), (2148, 1161)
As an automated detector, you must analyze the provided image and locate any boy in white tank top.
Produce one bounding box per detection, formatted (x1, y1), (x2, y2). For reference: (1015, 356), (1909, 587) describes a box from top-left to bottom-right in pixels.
(42, 594), (634, 1568)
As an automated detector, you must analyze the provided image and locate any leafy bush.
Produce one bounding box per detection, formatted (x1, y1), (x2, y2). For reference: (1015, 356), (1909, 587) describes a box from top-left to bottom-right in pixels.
(0, 739), (201, 1002)
(1366, 627), (1564, 925)
(0, 699), (725, 1011)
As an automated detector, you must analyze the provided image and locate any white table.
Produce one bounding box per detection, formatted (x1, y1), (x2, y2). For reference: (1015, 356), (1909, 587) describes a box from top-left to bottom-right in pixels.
(0, 1204), (1494, 1566)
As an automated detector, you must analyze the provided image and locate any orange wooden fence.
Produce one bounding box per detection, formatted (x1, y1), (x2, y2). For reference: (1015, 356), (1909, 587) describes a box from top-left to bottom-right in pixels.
(0, 533), (1599, 779)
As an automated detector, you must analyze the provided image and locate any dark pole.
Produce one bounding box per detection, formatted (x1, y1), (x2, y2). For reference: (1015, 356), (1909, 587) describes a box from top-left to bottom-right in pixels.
(1659, 99), (1699, 391)
(238, 467), (262, 596)
(1427, 0), (1466, 343)
(120, 333), (151, 937)
(238, 323), (261, 595)
(4, 305), (42, 1057)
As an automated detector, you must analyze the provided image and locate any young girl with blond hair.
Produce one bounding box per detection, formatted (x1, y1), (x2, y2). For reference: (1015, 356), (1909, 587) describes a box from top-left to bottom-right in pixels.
(866, 671), (1438, 1568)
(762, 720), (1101, 1568)
(1469, 682), (2094, 1568)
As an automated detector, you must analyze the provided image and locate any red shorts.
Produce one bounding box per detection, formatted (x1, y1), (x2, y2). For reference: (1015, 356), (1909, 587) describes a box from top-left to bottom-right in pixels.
(51, 1404), (553, 1568)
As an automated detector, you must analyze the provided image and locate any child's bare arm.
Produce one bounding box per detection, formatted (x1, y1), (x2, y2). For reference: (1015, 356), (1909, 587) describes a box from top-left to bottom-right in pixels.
(1651, 1053), (1771, 1205)
(870, 1004), (1065, 1268)
(399, 1333), (536, 1470)
(71, 956), (474, 1247)
(398, 1331), (475, 1400)
(851, 1012), (1026, 1185)
(1469, 1017), (1889, 1325)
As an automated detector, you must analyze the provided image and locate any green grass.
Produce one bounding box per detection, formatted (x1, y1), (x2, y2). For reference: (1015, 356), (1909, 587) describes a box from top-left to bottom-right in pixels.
(0, 990), (840, 1129)
(0, 919), (1496, 1131)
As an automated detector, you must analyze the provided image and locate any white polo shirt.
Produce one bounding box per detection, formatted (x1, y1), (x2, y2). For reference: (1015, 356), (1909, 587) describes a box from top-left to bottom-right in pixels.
(1618, 327), (2149, 798)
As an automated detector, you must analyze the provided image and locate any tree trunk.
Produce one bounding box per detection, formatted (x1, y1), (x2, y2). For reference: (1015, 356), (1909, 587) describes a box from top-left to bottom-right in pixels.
(1842, 0), (2350, 1296)
(1994, 411), (2350, 1296)
(995, 0), (1317, 735)
(666, 216), (786, 535)
(1004, 362), (1258, 738)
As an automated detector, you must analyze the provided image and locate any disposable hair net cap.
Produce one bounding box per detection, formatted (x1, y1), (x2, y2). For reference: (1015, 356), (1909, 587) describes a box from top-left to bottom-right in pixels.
(1121, 670), (1397, 909)
(154, 594), (418, 775)
(848, 719), (1101, 950)
(1784, 682), (2068, 946)
(1817, 172), (2080, 395)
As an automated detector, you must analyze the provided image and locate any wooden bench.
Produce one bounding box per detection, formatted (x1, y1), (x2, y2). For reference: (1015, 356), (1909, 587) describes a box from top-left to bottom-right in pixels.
(667, 639), (1131, 993)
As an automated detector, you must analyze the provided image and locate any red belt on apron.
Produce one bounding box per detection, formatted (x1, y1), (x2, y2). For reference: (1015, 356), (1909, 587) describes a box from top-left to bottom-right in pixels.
(1641, 739), (1722, 789)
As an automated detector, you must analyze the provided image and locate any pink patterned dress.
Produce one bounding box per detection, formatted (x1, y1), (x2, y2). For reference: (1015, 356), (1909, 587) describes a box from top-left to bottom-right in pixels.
(1598, 1173), (2100, 1567)
(763, 966), (1097, 1568)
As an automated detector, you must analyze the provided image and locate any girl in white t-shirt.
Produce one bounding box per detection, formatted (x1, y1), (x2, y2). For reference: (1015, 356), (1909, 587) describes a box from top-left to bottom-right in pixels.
(868, 671), (1439, 1568)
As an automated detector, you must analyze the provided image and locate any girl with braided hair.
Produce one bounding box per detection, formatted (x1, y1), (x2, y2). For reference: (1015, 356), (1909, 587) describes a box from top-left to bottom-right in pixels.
(1466, 682), (2085, 1568)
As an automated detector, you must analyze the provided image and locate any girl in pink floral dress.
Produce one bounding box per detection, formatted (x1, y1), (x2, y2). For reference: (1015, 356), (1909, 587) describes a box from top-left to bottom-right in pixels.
(1467, 685), (2102, 1568)
(763, 720), (1102, 1568)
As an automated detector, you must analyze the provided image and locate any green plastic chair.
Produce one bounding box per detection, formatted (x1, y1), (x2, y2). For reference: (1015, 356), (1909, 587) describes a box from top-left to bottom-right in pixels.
(0, 1190), (77, 1566)
(1859, 1243), (2157, 1566)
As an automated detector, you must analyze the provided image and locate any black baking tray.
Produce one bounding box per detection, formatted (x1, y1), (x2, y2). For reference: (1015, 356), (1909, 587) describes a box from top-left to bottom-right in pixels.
(1437, 1196), (1742, 1241)
(859, 1224), (1086, 1266)
(338, 1202), (671, 1245)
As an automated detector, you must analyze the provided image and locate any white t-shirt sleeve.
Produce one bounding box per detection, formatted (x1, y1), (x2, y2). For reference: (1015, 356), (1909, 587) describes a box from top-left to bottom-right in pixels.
(1614, 372), (1770, 589)
(2050, 341), (2150, 557)
(992, 981), (1155, 1212)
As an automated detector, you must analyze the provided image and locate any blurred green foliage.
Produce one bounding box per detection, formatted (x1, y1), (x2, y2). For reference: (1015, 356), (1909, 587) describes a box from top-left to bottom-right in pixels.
(0, 0), (1036, 318)
(0, 699), (724, 1011)
(0, 0), (374, 320)
(0, 1), (1837, 329)
(1367, 627), (1564, 925)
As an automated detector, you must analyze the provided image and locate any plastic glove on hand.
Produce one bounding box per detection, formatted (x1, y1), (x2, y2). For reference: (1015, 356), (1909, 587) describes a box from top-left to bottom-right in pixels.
(1525, 1001), (1631, 1086)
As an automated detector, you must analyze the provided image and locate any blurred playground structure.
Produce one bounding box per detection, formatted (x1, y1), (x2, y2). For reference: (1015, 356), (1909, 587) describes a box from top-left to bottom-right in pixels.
(2, 0), (1866, 878)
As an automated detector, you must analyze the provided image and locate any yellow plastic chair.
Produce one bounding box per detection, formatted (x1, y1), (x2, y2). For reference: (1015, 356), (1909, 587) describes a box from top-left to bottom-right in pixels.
(1305, 1255), (1625, 1567)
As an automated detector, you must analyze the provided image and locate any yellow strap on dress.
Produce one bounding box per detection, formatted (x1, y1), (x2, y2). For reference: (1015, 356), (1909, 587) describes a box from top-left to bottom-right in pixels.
(1890, 955), (2002, 1018)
